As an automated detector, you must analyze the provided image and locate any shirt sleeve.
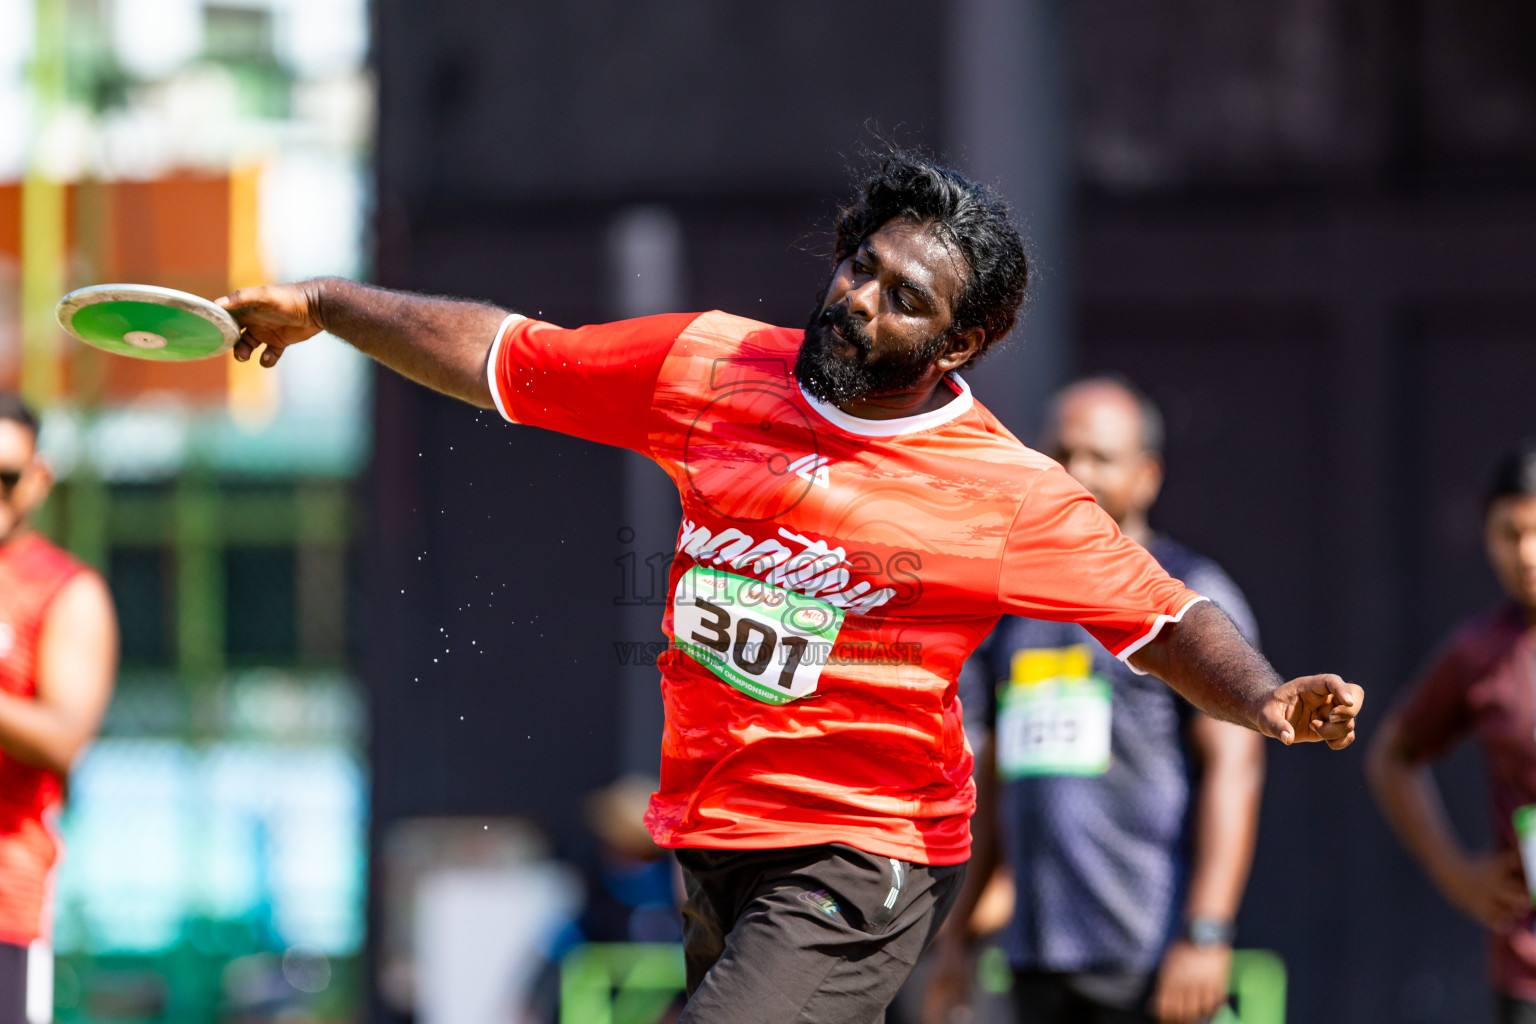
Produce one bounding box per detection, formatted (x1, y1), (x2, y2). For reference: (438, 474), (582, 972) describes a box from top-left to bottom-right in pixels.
(488, 312), (700, 453)
(997, 465), (1204, 668)
(1392, 631), (1478, 762)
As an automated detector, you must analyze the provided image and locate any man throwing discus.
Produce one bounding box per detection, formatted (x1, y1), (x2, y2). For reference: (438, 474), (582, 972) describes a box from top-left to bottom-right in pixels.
(219, 153), (1362, 1024)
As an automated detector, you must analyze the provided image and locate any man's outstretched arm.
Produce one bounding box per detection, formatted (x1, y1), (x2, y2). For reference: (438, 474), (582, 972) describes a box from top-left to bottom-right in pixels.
(1130, 600), (1363, 748)
(218, 278), (510, 408)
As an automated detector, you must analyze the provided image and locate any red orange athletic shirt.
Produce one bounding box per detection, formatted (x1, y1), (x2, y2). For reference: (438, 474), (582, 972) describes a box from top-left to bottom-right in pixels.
(0, 533), (84, 945)
(489, 311), (1203, 865)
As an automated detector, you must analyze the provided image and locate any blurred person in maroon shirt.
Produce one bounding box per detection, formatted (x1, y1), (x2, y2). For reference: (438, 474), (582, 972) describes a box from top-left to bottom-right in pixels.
(1370, 439), (1536, 1024)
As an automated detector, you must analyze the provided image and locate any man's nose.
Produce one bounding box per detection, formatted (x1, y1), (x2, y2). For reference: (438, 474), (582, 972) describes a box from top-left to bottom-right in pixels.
(845, 278), (879, 321)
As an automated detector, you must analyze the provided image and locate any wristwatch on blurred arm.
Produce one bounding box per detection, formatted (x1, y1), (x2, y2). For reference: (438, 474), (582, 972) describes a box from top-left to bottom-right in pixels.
(1185, 917), (1235, 948)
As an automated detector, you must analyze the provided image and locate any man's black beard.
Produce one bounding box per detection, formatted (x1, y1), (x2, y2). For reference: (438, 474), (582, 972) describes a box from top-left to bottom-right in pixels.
(794, 303), (953, 405)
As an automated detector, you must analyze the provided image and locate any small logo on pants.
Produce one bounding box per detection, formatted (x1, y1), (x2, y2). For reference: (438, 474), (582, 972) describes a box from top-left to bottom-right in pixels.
(798, 889), (840, 918)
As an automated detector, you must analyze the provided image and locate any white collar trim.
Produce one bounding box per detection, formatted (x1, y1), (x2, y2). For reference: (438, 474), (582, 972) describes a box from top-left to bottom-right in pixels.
(797, 373), (974, 438)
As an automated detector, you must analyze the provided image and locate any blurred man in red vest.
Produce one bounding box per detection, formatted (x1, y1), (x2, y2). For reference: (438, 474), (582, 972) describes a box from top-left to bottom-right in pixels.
(0, 394), (117, 1024)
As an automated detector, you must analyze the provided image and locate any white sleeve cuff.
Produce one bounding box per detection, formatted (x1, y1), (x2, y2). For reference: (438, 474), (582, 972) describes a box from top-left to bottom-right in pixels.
(1116, 595), (1209, 675)
(486, 313), (527, 424)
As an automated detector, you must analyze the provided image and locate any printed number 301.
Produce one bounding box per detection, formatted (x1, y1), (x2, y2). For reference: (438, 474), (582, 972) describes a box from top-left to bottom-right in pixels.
(690, 597), (809, 693)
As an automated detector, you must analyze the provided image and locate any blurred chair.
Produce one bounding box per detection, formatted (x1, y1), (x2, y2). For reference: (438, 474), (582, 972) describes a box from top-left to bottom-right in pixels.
(559, 943), (685, 1024)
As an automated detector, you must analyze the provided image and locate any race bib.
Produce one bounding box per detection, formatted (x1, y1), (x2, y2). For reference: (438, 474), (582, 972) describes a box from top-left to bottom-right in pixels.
(672, 565), (844, 705)
(996, 645), (1112, 779)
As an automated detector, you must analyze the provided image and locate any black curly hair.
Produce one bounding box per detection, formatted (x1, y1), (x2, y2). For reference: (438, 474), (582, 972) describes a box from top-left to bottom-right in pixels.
(1487, 438), (1536, 512)
(0, 393), (39, 439)
(831, 152), (1029, 367)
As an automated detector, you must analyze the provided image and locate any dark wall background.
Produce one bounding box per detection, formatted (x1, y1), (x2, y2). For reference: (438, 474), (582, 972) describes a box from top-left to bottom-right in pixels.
(367, 3), (1536, 1022)
(1078, 198), (1536, 1022)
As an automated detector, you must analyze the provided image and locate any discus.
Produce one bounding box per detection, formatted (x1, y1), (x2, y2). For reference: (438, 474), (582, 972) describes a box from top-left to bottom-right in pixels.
(55, 283), (242, 361)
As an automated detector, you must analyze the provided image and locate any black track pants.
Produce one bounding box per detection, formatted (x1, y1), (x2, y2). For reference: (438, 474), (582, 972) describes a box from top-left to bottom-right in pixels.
(676, 843), (965, 1024)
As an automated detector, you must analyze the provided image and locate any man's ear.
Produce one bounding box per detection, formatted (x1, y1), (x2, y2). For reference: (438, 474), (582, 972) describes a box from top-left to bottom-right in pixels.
(14, 458), (54, 517)
(934, 327), (987, 372)
(1133, 452), (1164, 512)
